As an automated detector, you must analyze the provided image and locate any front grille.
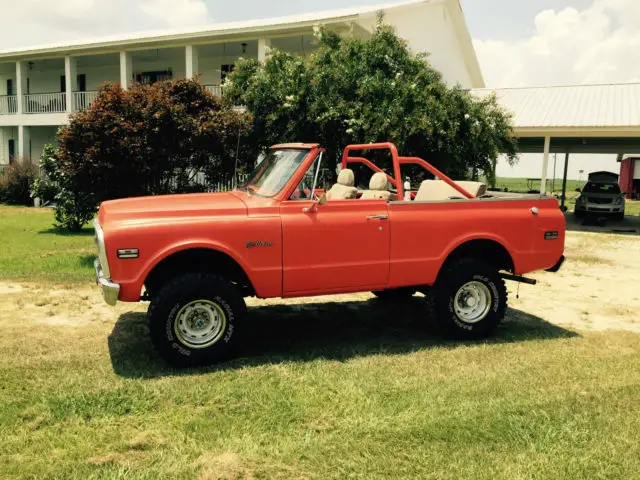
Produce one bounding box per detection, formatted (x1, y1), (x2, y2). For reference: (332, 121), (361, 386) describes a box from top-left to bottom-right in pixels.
(588, 197), (613, 205)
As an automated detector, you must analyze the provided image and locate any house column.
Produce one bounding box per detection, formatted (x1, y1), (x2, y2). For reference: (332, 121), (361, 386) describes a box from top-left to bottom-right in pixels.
(257, 38), (271, 62)
(16, 61), (28, 114)
(185, 45), (199, 79)
(18, 125), (30, 161)
(540, 136), (551, 195)
(65, 56), (77, 113)
(119, 51), (132, 90)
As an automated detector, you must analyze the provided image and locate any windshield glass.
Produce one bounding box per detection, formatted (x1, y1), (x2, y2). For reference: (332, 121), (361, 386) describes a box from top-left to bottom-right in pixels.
(241, 149), (310, 197)
(583, 182), (621, 194)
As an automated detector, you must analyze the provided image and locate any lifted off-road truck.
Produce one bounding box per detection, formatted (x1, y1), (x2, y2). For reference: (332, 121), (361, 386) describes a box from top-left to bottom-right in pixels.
(94, 142), (565, 366)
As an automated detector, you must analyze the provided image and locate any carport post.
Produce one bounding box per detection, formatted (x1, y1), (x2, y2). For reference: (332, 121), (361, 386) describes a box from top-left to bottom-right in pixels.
(540, 136), (551, 195)
(560, 153), (570, 210)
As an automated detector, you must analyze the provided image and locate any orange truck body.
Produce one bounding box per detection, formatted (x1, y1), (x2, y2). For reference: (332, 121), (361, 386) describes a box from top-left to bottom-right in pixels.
(95, 143), (566, 305)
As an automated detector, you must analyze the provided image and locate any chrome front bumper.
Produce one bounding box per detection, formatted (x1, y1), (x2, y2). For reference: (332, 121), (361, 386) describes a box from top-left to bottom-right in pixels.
(94, 258), (120, 306)
(576, 203), (623, 214)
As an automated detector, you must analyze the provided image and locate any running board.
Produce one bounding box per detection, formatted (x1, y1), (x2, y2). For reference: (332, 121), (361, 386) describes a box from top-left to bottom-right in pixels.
(500, 273), (538, 286)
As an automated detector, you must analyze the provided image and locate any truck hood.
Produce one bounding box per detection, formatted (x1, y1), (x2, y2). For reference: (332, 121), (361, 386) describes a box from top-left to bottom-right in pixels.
(97, 191), (247, 228)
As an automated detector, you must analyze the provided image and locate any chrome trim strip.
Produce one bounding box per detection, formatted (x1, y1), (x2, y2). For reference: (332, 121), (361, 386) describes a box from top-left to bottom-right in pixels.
(95, 258), (120, 306)
(93, 218), (111, 279)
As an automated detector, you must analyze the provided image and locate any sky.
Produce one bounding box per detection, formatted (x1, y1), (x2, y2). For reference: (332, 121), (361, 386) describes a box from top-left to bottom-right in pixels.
(2, 0), (637, 180)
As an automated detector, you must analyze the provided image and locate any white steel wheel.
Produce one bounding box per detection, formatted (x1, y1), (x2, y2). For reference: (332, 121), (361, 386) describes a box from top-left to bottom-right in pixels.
(174, 299), (227, 349)
(453, 281), (492, 324)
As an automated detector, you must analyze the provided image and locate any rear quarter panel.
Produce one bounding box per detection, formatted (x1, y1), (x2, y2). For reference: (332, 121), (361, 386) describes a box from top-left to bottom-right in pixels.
(387, 197), (565, 288)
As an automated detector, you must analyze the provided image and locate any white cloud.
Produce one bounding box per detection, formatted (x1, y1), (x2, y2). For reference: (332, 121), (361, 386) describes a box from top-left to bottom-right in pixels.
(139, 0), (210, 27)
(0, 0), (213, 51)
(474, 0), (640, 87)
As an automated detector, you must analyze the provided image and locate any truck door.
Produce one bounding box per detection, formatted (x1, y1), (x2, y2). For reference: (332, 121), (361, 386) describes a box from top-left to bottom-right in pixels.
(280, 199), (390, 295)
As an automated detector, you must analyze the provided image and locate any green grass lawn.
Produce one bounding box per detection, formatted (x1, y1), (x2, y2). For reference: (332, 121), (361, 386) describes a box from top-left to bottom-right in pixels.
(0, 205), (95, 284)
(2, 299), (640, 479)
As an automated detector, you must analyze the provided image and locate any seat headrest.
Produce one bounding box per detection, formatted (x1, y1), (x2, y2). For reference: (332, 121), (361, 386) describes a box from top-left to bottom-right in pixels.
(369, 172), (388, 191)
(337, 168), (355, 187)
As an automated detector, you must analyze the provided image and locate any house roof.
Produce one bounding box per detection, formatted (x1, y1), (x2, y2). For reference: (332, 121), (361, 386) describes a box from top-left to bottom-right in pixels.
(0, 0), (439, 58)
(471, 83), (640, 137)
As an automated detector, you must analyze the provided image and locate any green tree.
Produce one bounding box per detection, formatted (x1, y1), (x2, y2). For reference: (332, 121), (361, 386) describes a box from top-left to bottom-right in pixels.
(37, 79), (251, 231)
(225, 20), (517, 181)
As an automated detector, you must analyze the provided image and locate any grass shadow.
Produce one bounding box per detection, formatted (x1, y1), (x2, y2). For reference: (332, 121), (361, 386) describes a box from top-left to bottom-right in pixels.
(38, 227), (95, 237)
(78, 254), (96, 269)
(109, 298), (579, 379)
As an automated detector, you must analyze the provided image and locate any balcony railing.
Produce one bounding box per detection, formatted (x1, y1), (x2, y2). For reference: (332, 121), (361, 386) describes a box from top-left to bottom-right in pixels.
(73, 91), (99, 111)
(0, 95), (17, 115)
(205, 85), (223, 97)
(24, 93), (66, 114)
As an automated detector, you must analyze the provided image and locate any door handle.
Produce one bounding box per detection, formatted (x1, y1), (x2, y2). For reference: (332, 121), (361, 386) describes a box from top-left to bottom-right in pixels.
(367, 215), (389, 220)
(530, 207), (539, 215)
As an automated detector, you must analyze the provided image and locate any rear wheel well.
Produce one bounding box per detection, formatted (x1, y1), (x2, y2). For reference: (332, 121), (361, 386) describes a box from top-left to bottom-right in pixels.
(144, 249), (254, 298)
(441, 240), (514, 276)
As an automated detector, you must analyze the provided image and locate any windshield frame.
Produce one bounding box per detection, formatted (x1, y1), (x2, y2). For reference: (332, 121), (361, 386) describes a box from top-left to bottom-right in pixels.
(238, 146), (323, 201)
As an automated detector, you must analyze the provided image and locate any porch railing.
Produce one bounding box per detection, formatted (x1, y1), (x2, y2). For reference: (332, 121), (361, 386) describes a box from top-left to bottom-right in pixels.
(73, 91), (99, 111)
(24, 93), (66, 114)
(0, 95), (17, 115)
(205, 85), (223, 97)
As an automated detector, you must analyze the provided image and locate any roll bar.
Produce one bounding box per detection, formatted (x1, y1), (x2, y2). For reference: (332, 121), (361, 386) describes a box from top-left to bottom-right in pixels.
(341, 142), (474, 200)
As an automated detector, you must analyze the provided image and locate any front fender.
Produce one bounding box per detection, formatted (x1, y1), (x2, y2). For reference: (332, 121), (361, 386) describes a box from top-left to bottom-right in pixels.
(117, 240), (257, 302)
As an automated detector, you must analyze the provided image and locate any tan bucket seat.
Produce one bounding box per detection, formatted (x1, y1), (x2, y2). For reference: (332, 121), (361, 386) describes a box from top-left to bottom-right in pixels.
(414, 180), (486, 201)
(360, 172), (391, 201)
(326, 169), (358, 200)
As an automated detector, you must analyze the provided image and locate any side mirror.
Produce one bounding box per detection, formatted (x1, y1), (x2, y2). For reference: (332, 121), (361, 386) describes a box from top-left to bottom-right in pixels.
(302, 193), (327, 214)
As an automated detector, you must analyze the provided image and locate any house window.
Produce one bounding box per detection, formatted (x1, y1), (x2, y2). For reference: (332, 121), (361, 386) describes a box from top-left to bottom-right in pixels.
(135, 70), (173, 85)
(8, 139), (15, 164)
(61, 74), (88, 92)
(6, 79), (13, 96)
(221, 64), (235, 83)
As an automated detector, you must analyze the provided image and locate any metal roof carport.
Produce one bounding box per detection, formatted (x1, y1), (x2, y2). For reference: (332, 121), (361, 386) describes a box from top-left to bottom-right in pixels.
(472, 83), (640, 209)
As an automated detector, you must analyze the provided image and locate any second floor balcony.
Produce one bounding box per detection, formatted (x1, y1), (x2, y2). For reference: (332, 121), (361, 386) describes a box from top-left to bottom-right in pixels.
(0, 87), (223, 116)
(0, 33), (318, 119)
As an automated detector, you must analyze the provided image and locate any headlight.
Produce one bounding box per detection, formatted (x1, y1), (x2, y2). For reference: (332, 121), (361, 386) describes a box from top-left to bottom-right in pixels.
(615, 196), (623, 205)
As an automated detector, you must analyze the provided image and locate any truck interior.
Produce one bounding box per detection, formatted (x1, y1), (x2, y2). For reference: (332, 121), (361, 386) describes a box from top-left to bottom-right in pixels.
(325, 142), (488, 203)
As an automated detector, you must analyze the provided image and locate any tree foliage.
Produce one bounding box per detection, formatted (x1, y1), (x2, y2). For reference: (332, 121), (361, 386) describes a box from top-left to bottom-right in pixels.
(225, 21), (517, 181)
(38, 79), (251, 231)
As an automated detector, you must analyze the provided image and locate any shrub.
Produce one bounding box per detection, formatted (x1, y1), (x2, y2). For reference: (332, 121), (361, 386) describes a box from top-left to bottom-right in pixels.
(0, 160), (39, 206)
(42, 79), (251, 231)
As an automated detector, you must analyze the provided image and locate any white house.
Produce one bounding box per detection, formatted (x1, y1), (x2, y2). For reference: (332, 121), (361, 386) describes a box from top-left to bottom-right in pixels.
(0, 0), (483, 165)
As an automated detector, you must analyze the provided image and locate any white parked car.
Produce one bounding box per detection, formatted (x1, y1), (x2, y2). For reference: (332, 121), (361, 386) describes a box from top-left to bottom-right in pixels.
(574, 172), (625, 220)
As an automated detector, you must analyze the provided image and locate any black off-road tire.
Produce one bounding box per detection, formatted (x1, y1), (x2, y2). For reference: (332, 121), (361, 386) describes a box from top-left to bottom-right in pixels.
(372, 287), (416, 301)
(432, 259), (507, 339)
(148, 273), (246, 367)
(574, 210), (584, 219)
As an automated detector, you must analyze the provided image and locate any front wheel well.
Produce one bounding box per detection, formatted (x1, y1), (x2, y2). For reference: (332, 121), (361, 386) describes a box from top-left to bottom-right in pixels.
(440, 239), (514, 277)
(144, 248), (254, 298)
